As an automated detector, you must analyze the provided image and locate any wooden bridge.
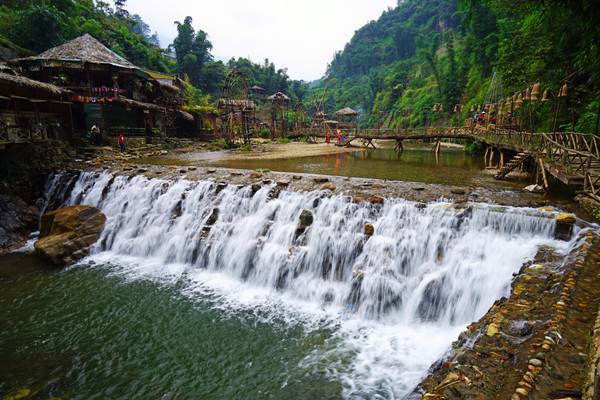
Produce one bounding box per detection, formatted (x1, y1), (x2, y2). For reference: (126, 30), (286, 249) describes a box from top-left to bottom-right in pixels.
(290, 127), (600, 200)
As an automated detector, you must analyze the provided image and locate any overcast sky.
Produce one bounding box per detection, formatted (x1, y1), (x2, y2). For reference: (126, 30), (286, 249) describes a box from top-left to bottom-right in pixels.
(126, 0), (397, 81)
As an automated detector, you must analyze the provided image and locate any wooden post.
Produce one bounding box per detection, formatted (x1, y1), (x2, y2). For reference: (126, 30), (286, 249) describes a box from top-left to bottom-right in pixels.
(434, 138), (441, 155)
(499, 151), (504, 169)
(539, 159), (549, 188)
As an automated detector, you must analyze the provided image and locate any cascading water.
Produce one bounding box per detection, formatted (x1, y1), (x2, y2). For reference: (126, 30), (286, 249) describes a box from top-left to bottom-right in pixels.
(49, 170), (570, 398)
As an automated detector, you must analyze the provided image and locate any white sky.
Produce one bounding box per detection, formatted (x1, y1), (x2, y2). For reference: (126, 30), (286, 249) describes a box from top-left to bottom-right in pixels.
(126, 0), (397, 81)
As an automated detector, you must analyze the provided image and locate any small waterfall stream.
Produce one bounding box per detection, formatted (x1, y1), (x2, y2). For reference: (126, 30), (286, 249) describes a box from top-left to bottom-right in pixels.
(48, 171), (569, 398)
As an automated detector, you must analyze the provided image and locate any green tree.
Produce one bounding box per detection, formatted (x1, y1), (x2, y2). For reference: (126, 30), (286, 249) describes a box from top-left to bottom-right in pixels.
(171, 16), (213, 87)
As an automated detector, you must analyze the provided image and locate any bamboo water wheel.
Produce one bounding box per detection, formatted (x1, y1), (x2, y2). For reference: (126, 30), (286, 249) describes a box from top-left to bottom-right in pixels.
(218, 70), (255, 144)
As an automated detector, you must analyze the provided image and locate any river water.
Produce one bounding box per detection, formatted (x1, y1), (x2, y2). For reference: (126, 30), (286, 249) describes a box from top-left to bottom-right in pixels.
(0, 171), (574, 399)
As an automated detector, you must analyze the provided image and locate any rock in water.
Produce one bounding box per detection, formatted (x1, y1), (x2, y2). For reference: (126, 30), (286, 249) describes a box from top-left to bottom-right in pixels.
(367, 195), (385, 205)
(523, 184), (545, 193)
(35, 205), (106, 266)
(295, 209), (314, 237)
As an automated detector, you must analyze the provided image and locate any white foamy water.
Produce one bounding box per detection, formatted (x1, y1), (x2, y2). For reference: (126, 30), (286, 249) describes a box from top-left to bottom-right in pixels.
(48, 171), (571, 398)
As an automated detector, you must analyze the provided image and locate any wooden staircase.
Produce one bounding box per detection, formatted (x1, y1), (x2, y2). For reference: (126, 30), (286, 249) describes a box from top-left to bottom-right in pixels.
(495, 152), (531, 180)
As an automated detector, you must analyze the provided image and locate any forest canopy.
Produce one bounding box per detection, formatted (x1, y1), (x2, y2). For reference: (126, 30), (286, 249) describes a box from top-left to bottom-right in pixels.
(305, 0), (600, 132)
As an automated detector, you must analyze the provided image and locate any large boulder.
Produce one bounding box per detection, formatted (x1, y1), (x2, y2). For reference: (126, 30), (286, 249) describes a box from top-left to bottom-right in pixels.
(35, 205), (106, 266)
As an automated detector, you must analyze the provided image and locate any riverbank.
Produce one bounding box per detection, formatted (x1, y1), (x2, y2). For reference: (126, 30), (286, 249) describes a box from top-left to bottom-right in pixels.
(415, 230), (600, 399)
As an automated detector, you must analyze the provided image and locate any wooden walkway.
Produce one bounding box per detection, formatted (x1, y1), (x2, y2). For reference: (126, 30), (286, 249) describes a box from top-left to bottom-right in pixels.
(290, 127), (600, 200)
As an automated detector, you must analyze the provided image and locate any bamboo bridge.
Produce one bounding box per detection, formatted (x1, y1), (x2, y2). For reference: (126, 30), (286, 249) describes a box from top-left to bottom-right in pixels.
(290, 127), (600, 200)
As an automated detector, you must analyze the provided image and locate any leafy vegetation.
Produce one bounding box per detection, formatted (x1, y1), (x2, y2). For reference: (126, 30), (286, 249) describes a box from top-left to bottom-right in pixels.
(0, 0), (174, 72)
(306, 0), (600, 132)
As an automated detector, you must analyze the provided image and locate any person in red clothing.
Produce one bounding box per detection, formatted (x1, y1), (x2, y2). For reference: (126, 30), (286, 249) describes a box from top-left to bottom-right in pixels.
(117, 133), (126, 152)
(325, 130), (331, 144)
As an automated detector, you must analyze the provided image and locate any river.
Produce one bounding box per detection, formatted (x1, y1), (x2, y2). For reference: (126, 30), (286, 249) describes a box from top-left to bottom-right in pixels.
(0, 171), (574, 399)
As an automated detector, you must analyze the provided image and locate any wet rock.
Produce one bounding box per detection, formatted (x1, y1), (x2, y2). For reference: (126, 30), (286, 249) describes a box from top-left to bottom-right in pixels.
(367, 195), (385, 205)
(486, 323), (500, 337)
(188, 167), (197, 171)
(0, 194), (39, 253)
(35, 205), (106, 266)
(230, 171), (243, 176)
(556, 213), (576, 224)
(450, 188), (466, 195)
(364, 223), (375, 236)
(137, 168), (148, 173)
(313, 177), (329, 183)
(276, 180), (290, 187)
(412, 186), (425, 191)
(555, 213), (576, 240)
(262, 179), (272, 184)
(268, 186), (282, 200)
(206, 168), (216, 174)
(321, 182), (336, 191)
(296, 209), (314, 237)
(251, 183), (262, 194)
(292, 175), (302, 180)
(523, 184), (545, 193)
(506, 320), (533, 337)
(528, 358), (543, 367)
(215, 182), (228, 194)
(352, 196), (365, 204)
(205, 208), (219, 226)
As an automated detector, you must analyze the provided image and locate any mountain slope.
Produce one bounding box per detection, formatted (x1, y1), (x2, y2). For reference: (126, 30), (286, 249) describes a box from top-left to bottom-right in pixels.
(307, 0), (600, 132)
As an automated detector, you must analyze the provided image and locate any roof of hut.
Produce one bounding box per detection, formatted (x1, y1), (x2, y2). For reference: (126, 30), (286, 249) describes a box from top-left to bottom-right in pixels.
(267, 92), (290, 101)
(335, 107), (359, 116)
(250, 85), (265, 92)
(14, 34), (138, 70)
(0, 72), (66, 97)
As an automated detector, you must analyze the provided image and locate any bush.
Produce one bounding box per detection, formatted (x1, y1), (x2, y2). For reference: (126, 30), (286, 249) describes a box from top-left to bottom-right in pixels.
(464, 140), (484, 154)
(257, 128), (271, 139)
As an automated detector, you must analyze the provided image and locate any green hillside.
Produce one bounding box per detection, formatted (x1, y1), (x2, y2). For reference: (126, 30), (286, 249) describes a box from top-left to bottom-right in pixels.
(307, 0), (600, 132)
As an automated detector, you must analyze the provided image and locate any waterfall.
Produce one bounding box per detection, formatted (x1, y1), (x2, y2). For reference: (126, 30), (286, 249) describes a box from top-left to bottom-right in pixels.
(51, 170), (568, 398)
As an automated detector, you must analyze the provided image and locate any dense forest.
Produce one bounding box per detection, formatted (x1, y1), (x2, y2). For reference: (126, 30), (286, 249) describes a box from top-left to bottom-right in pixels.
(1, 0), (598, 131)
(0, 0), (308, 106)
(306, 0), (600, 132)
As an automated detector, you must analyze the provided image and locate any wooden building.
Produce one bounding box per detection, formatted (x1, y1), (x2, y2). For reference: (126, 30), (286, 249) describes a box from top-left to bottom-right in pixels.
(9, 34), (186, 140)
(0, 69), (72, 144)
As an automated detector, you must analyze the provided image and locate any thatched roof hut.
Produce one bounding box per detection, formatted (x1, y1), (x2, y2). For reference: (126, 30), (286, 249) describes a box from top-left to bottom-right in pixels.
(267, 92), (290, 102)
(13, 34), (140, 71)
(335, 107), (359, 116)
(250, 85), (265, 92)
(0, 72), (66, 98)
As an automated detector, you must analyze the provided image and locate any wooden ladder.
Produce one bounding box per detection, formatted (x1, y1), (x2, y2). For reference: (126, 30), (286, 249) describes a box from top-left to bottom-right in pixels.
(494, 152), (531, 180)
